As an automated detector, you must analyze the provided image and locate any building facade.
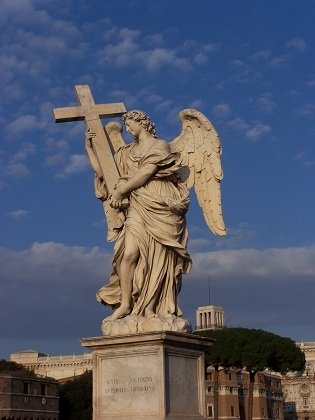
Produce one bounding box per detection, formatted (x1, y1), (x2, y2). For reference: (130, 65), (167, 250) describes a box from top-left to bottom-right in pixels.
(0, 374), (59, 420)
(195, 304), (225, 332)
(10, 350), (92, 381)
(205, 367), (284, 420)
(283, 342), (315, 420)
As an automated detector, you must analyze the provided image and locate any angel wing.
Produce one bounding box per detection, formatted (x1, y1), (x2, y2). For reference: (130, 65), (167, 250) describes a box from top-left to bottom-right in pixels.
(103, 121), (125, 157)
(170, 109), (226, 236)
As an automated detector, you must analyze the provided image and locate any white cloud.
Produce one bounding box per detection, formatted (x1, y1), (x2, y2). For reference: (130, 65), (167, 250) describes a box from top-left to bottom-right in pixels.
(286, 37), (307, 52)
(144, 33), (164, 47)
(45, 137), (68, 152)
(212, 103), (231, 119)
(231, 59), (244, 67)
(56, 154), (89, 178)
(250, 50), (272, 61)
(1, 243), (315, 342)
(190, 99), (205, 109)
(189, 238), (211, 252)
(294, 104), (315, 118)
(0, 242), (112, 339)
(267, 56), (289, 69)
(0, 0), (35, 22)
(193, 43), (218, 66)
(227, 118), (250, 132)
(99, 26), (197, 72)
(44, 153), (67, 167)
(255, 93), (277, 113)
(245, 123), (271, 141)
(8, 209), (29, 220)
(6, 115), (39, 135)
(294, 151), (315, 167)
(191, 246), (315, 279)
(11, 142), (36, 162)
(138, 48), (191, 72)
(193, 53), (208, 65)
(6, 162), (30, 177)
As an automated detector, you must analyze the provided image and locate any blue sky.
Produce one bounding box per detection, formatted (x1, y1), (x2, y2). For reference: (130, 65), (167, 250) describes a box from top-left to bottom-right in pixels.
(1, 0), (315, 359)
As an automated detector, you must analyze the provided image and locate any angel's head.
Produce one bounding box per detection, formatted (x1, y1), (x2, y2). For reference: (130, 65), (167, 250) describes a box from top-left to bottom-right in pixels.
(122, 110), (157, 138)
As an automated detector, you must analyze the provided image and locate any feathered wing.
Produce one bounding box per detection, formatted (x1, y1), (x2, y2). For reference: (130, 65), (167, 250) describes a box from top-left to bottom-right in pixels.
(103, 121), (126, 159)
(170, 109), (227, 236)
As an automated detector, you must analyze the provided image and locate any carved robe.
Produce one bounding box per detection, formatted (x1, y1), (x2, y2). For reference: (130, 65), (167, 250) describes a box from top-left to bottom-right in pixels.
(96, 139), (192, 316)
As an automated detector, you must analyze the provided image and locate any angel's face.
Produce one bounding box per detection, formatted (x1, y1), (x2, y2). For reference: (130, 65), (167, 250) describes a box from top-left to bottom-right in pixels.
(125, 119), (142, 137)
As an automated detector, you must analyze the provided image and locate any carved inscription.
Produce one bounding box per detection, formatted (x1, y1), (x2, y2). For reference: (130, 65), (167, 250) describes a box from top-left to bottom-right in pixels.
(104, 376), (155, 394)
(99, 353), (160, 415)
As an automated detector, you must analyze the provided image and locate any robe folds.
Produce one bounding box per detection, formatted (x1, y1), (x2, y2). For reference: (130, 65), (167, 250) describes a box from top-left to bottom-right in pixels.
(96, 139), (192, 316)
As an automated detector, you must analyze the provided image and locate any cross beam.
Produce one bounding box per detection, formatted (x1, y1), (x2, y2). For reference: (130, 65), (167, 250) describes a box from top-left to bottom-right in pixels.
(53, 84), (126, 191)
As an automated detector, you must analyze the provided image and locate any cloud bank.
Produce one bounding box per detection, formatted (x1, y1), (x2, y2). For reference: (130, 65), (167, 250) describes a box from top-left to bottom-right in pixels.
(1, 242), (314, 346)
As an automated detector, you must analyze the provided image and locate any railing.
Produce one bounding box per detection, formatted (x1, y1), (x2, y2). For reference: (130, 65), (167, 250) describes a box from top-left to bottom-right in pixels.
(195, 324), (226, 330)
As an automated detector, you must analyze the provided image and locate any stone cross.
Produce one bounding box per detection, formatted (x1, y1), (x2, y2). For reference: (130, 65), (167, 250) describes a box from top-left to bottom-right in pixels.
(53, 84), (126, 191)
(53, 85), (127, 241)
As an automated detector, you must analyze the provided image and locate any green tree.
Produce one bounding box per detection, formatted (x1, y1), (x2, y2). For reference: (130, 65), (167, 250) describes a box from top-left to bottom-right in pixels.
(59, 371), (92, 420)
(196, 328), (305, 420)
(0, 359), (36, 377)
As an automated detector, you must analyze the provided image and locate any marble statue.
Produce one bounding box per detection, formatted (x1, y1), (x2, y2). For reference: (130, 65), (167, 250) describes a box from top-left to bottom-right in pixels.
(54, 85), (226, 336)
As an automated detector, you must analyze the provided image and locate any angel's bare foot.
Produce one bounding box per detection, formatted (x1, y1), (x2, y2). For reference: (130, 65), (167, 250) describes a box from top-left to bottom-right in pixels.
(106, 304), (131, 321)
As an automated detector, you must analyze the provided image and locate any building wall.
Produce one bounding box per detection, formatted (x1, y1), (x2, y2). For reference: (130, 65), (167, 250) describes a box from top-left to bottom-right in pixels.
(238, 371), (284, 420)
(205, 368), (284, 420)
(205, 368), (240, 419)
(0, 374), (59, 420)
(283, 342), (315, 420)
(195, 305), (225, 332)
(10, 350), (92, 381)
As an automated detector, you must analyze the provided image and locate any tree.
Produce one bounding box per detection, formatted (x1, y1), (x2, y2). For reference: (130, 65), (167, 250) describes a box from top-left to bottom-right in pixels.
(196, 328), (305, 420)
(0, 359), (37, 377)
(59, 371), (92, 420)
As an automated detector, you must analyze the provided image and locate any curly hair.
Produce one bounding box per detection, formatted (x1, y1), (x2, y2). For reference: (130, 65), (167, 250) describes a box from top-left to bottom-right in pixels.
(122, 110), (157, 137)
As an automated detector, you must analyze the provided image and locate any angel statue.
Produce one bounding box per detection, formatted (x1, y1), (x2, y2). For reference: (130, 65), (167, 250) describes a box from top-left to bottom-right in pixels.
(84, 108), (226, 336)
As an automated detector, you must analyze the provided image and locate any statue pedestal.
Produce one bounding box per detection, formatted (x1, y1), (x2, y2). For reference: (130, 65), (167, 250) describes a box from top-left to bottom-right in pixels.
(81, 331), (213, 420)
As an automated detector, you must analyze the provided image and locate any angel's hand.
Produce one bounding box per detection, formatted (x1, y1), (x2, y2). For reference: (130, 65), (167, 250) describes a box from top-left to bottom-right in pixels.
(85, 128), (96, 148)
(109, 189), (124, 209)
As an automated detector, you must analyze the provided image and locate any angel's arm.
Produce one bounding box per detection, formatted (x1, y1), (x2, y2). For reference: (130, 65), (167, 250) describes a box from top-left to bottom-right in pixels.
(110, 163), (158, 208)
(85, 128), (103, 179)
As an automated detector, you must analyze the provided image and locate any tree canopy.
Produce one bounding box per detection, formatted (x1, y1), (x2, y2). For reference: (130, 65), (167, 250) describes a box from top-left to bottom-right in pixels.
(195, 327), (305, 374)
(59, 370), (92, 420)
(0, 359), (37, 377)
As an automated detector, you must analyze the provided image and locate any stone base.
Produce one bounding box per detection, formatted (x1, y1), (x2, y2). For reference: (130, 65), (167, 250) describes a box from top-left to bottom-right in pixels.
(81, 331), (213, 420)
(101, 314), (192, 336)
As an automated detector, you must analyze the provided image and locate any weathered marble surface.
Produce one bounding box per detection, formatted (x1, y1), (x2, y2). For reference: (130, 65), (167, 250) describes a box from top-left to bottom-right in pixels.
(101, 313), (191, 336)
(54, 86), (226, 333)
(81, 331), (213, 420)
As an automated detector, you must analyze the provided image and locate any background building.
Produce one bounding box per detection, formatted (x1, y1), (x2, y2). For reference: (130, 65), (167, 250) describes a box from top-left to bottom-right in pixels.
(283, 342), (315, 420)
(10, 350), (92, 381)
(0, 373), (59, 420)
(195, 304), (225, 332)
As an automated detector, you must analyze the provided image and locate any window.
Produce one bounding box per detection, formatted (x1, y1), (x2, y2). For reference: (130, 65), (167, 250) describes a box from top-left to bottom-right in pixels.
(23, 382), (30, 395)
(207, 372), (212, 381)
(303, 397), (308, 406)
(229, 372), (232, 380)
(262, 407), (265, 417)
(207, 404), (213, 417)
(231, 406), (234, 417)
(40, 384), (47, 396)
